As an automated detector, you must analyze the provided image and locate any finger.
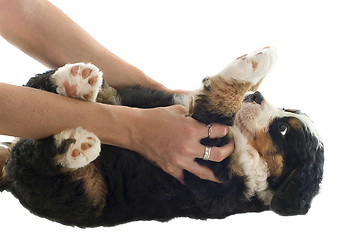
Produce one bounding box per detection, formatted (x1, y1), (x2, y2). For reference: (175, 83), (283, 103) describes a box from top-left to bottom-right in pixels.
(185, 163), (221, 183)
(205, 123), (229, 139)
(197, 140), (235, 162)
(168, 89), (193, 95)
(163, 164), (185, 184)
(170, 104), (188, 115)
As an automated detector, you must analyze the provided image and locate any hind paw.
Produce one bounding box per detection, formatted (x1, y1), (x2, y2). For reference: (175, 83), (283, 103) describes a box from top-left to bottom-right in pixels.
(51, 63), (103, 102)
(54, 127), (101, 169)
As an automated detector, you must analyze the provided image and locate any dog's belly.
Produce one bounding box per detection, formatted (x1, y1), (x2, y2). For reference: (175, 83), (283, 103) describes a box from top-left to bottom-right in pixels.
(96, 145), (206, 225)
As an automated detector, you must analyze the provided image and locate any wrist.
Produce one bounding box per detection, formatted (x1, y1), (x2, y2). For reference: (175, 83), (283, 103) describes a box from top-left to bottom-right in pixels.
(95, 103), (142, 150)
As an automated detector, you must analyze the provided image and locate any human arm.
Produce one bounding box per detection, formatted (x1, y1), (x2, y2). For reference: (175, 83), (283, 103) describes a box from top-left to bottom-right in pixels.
(0, 0), (167, 91)
(0, 83), (233, 183)
(0, 0), (234, 183)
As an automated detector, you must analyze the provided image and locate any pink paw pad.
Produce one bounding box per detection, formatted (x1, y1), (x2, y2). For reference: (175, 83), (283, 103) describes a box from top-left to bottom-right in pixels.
(63, 81), (78, 98)
(54, 127), (101, 169)
(81, 68), (92, 78)
(71, 66), (80, 77)
(88, 77), (98, 86)
(71, 149), (81, 158)
(71, 143), (92, 157)
(52, 63), (103, 102)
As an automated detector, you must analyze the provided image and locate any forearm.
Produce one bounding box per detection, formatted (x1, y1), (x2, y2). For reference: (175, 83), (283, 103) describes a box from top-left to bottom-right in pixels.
(0, 82), (135, 148)
(0, 0), (165, 90)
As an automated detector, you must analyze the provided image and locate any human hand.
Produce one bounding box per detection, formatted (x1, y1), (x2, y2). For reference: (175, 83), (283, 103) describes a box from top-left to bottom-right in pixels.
(129, 105), (234, 184)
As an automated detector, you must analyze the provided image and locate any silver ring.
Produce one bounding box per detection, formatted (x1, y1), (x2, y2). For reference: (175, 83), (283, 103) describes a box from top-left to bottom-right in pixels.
(207, 124), (212, 138)
(203, 146), (211, 161)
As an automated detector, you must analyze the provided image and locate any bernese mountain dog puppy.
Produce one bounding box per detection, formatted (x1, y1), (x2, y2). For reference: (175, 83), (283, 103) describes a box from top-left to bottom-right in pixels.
(0, 47), (324, 227)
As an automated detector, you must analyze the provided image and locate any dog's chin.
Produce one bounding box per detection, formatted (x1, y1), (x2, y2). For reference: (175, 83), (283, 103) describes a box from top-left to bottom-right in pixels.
(235, 101), (265, 138)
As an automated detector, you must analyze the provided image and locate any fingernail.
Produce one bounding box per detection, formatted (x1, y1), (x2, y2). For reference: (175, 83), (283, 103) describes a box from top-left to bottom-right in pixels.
(216, 179), (224, 184)
(225, 126), (230, 134)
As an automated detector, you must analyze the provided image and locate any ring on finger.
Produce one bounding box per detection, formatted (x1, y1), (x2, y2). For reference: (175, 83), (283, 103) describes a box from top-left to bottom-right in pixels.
(207, 124), (212, 138)
(203, 146), (211, 161)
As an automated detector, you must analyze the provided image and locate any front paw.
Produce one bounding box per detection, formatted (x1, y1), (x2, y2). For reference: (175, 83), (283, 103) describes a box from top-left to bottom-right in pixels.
(54, 127), (101, 169)
(219, 46), (277, 86)
(51, 63), (103, 102)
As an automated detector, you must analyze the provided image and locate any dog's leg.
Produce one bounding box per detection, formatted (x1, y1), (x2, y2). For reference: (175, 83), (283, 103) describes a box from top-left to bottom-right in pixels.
(192, 46), (277, 125)
(26, 63), (120, 105)
(50, 63), (103, 102)
(53, 127), (101, 170)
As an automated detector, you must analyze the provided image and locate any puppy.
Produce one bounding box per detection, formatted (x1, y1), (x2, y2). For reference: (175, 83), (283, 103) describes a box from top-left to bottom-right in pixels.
(0, 47), (324, 227)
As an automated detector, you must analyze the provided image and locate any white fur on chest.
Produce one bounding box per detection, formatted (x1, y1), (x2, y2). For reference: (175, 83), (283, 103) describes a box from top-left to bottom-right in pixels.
(230, 127), (274, 205)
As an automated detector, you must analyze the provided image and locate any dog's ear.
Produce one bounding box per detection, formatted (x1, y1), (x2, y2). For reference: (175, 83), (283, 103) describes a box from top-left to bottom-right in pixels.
(270, 146), (324, 216)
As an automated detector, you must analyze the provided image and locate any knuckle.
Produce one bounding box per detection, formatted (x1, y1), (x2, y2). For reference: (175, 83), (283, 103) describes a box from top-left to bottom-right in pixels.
(176, 143), (190, 156)
(221, 126), (229, 136)
(172, 104), (187, 114)
(212, 142), (235, 161)
(212, 148), (226, 161)
(211, 151), (221, 162)
(164, 163), (176, 175)
(183, 124), (198, 139)
(168, 154), (180, 165)
(182, 125), (193, 137)
(172, 157), (183, 166)
(211, 124), (228, 137)
(198, 170), (210, 180)
(228, 141), (235, 152)
(174, 104), (186, 111)
(217, 125), (228, 137)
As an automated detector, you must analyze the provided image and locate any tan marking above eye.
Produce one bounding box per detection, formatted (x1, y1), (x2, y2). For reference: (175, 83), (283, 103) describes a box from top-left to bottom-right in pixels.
(288, 118), (303, 129)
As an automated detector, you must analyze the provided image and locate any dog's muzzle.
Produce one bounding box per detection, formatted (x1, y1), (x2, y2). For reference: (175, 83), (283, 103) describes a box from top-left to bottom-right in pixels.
(243, 91), (264, 104)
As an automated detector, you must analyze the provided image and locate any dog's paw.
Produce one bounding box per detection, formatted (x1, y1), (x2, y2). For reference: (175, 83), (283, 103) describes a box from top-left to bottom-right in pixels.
(54, 127), (101, 169)
(219, 46), (277, 85)
(51, 63), (103, 102)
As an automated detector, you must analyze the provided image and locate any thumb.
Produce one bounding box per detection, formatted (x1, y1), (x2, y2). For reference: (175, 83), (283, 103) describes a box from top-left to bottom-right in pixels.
(170, 104), (188, 115)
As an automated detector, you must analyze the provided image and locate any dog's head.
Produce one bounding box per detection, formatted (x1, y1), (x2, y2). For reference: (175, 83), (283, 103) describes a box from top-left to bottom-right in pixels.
(234, 91), (324, 216)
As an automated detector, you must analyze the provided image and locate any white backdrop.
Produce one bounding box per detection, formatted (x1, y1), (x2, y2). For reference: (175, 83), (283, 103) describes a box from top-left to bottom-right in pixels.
(1, 0), (358, 239)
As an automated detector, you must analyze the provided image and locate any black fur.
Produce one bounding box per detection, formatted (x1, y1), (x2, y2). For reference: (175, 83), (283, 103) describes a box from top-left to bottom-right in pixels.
(25, 70), (57, 93)
(6, 138), (102, 227)
(1, 70), (267, 227)
(268, 117), (324, 215)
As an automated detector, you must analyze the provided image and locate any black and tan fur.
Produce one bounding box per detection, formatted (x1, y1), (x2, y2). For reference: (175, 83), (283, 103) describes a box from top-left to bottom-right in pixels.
(0, 47), (324, 227)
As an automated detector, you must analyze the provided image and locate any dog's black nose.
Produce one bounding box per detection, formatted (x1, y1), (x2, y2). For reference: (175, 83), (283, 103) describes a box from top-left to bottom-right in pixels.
(243, 91), (264, 104)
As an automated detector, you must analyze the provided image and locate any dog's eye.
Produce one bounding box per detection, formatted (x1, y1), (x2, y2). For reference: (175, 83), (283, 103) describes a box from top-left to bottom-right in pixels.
(279, 124), (288, 136)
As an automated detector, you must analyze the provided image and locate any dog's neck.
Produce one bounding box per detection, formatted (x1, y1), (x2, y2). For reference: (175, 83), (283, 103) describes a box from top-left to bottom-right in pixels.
(229, 127), (274, 205)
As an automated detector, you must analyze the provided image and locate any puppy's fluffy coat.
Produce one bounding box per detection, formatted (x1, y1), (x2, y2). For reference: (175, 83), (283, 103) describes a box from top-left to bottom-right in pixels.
(0, 47), (324, 227)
